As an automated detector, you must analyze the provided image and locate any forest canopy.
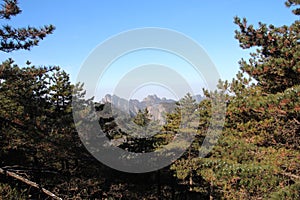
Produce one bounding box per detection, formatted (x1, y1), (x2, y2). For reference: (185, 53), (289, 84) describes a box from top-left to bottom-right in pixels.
(0, 0), (299, 199)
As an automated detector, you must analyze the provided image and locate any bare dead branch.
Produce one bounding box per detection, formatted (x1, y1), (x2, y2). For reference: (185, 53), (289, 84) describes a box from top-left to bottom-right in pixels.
(0, 167), (62, 200)
(280, 172), (300, 180)
(293, 118), (300, 125)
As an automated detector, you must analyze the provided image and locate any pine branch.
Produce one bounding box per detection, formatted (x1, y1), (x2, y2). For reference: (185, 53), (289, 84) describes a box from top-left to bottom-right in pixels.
(2, 165), (59, 174)
(0, 0), (21, 19)
(0, 167), (62, 200)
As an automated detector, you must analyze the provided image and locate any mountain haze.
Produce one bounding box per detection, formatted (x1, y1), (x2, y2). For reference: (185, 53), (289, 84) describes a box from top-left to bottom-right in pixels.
(101, 94), (204, 124)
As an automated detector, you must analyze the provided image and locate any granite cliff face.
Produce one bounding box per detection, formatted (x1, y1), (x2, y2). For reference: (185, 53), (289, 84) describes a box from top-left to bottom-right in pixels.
(101, 94), (204, 124)
(101, 94), (176, 124)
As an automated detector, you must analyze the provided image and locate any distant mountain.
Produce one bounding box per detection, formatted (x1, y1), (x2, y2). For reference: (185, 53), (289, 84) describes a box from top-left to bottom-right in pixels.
(100, 94), (205, 124)
(192, 94), (205, 103)
(101, 94), (176, 124)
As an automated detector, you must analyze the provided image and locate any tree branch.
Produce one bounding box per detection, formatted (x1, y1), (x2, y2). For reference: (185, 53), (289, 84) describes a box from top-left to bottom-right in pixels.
(293, 118), (300, 125)
(0, 167), (62, 200)
(280, 172), (300, 181)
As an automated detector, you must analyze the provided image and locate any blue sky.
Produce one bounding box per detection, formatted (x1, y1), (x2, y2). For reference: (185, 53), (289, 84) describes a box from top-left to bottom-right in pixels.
(1, 0), (298, 100)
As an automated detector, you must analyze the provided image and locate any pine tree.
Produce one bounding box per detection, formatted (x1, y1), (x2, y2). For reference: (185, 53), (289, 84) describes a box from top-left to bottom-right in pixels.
(170, 1), (300, 199)
(0, 0), (55, 52)
(0, 1), (85, 198)
(133, 108), (151, 127)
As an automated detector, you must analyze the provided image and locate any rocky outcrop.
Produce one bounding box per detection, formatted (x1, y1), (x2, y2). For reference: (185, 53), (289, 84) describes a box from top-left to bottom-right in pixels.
(100, 94), (204, 124)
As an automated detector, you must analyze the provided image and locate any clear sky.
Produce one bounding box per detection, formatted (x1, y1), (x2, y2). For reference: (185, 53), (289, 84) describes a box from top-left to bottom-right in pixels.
(1, 0), (298, 100)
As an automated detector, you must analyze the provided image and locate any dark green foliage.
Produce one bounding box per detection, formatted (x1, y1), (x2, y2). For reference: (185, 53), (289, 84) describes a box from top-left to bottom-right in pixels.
(0, 183), (26, 199)
(0, 0), (55, 52)
(234, 16), (300, 94)
(133, 108), (151, 127)
(286, 0), (300, 15)
(167, 1), (300, 199)
(1, 0), (300, 199)
(270, 182), (300, 199)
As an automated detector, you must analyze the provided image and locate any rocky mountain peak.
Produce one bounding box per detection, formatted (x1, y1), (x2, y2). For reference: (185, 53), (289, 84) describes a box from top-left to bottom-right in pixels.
(100, 94), (204, 124)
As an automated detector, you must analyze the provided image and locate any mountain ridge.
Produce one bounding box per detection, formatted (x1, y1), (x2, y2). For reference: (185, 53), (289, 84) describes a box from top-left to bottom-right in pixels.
(100, 94), (205, 124)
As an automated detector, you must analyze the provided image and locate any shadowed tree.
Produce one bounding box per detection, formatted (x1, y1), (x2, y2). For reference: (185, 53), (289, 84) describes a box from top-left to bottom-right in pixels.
(168, 1), (300, 199)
